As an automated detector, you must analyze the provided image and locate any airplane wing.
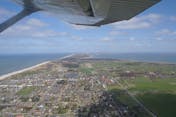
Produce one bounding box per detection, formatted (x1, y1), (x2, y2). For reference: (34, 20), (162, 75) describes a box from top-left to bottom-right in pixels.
(0, 0), (161, 33)
(88, 0), (161, 26)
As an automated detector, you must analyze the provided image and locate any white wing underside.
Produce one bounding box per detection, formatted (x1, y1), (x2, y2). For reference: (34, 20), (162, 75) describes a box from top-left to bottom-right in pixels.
(13, 0), (160, 26)
(0, 0), (160, 33)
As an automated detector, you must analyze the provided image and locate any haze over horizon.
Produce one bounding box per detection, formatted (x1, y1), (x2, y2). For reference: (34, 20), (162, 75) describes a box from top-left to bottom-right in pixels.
(0, 0), (176, 54)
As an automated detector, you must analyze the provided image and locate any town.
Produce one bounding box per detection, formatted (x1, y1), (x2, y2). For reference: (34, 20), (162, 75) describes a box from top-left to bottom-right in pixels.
(0, 54), (176, 117)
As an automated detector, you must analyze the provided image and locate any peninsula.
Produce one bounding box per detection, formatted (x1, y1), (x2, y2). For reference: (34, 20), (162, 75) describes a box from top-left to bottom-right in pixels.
(0, 54), (176, 117)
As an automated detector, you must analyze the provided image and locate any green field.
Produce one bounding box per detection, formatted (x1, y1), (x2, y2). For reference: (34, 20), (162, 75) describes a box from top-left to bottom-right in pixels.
(127, 77), (176, 92)
(17, 86), (36, 96)
(109, 77), (176, 117)
(93, 61), (176, 74)
(89, 61), (176, 117)
(108, 86), (151, 117)
(126, 77), (176, 117)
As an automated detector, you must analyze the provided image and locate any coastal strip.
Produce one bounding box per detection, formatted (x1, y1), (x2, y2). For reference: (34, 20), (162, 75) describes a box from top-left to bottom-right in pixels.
(0, 54), (78, 81)
(0, 61), (51, 81)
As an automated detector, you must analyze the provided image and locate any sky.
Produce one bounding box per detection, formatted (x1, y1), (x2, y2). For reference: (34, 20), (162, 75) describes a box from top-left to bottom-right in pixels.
(0, 0), (176, 54)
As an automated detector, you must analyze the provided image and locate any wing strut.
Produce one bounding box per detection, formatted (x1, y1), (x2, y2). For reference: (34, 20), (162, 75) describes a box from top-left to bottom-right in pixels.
(0, 6), (39, 33)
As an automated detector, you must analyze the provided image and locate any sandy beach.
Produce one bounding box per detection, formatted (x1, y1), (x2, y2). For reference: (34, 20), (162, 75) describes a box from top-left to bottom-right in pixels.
(0, 61), (51, 81)
(0, 54), (75, 81)
(0, 54), (74, 81)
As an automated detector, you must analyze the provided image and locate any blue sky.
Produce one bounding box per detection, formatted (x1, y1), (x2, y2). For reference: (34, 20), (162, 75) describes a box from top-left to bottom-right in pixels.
(0, 0), (176, 54)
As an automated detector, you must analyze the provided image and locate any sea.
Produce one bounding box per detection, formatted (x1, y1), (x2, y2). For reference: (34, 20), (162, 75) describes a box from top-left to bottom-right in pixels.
(93, 53), (176, 64)
(0, 53), (176, 76)
(0, 53), (68, 76)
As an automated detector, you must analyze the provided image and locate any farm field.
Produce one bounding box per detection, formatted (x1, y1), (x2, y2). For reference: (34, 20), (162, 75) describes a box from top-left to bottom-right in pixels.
(97, 61), (176, 117)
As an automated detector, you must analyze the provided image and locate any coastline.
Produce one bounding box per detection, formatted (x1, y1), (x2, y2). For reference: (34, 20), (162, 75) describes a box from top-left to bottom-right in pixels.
(1, 53), (175, 81)
(0, 61), (51, 81)
(0, 54), (74, 81)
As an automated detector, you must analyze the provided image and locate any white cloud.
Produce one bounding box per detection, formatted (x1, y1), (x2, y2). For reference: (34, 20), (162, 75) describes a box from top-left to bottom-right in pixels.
(156, 37), (163, 41)
(26, 18), (48, 27)
(112, 13), (162, 30)
(146, 14), (162, 23)
(134, 42), (151, 47)
(135, 43), (144, 47)
(156, 29), (176, 36)
(129, 37), (135, 41)
(109, 31), (125, 36)
(0, 8), (68, 38)
(0, 8), (15, 21)
(0, 8), (14, 16)
(101, 37), (113, 42)
(155, 29), (176, 41)
(170, 16), (176, 21)
(31, 30), (66, 38)
(71, 36), (83, 41)
(1, 18), (68, 38)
